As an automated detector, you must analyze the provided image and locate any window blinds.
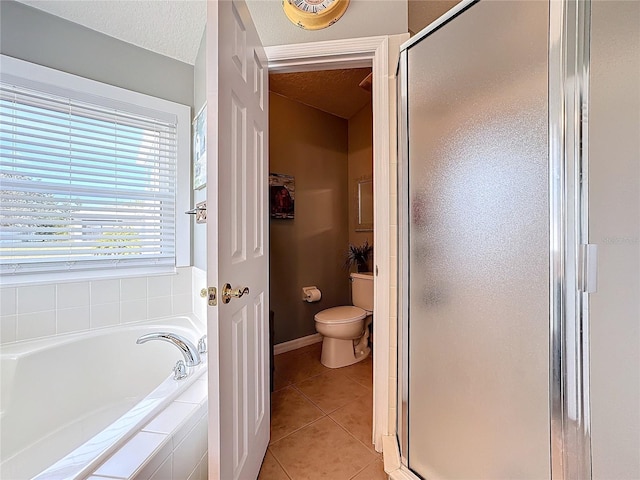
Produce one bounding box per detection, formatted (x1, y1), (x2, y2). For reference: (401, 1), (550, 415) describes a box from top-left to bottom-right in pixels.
(0, 83), (178, 276)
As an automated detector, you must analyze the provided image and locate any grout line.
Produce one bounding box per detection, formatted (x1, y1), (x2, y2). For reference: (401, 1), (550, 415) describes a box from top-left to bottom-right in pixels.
(348, 454), (382, 480)
(269, 414), (327, 445)
(265, 447), (293, 480)
(290, 384), (342, 415)
(327, 410), (379, 457)
(269, 413), (328, 447)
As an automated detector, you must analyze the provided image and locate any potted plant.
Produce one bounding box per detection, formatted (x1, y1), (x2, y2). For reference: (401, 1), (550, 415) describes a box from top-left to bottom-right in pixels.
(344, 240), (373, 273)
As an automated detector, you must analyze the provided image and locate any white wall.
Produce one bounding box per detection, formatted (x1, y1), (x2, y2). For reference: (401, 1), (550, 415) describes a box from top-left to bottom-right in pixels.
(192, 30), (208, 271)
(246, 0), (407, 46)
(0, 1), (194, 108)
(589, 1), (640, 478)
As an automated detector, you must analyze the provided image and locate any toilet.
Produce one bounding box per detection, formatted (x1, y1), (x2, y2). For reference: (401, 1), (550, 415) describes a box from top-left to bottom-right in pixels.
(314, 272), (373, 368)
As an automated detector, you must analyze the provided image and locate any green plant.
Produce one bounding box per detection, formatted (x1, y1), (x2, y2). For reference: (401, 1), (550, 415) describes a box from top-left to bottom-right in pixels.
(344, 240), (373, 272)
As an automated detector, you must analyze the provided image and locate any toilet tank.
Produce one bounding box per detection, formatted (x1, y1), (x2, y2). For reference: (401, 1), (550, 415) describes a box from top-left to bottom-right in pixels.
(350, 272), (374, 311)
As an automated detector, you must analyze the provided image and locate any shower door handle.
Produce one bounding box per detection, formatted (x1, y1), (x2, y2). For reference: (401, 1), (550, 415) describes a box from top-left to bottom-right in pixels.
(222, 283), (250, 304)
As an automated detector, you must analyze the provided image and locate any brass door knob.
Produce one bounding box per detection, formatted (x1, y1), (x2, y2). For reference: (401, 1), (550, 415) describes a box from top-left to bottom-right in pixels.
(222, 283), (250, 304)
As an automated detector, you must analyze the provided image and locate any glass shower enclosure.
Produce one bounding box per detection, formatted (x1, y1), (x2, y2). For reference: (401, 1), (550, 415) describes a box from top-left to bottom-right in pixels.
(396, 0), (595, 478)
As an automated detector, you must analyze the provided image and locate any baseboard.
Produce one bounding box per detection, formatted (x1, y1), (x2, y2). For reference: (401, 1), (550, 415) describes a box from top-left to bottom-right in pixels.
(274, 333), (322, 355)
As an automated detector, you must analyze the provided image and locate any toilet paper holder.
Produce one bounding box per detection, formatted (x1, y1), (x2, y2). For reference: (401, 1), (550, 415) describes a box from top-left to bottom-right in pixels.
(302, 286), (322, 302)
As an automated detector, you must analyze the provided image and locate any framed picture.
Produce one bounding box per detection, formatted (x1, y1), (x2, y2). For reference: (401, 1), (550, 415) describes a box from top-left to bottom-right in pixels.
(269, 174), (295, 219)
(192, 104), (207, 190)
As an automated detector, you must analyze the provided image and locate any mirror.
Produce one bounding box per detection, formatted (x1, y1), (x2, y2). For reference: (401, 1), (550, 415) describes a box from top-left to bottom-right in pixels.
(356, 178), (373, 232)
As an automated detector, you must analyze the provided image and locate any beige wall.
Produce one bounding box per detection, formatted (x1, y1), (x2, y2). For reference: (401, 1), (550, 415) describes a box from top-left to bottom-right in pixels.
(408, 0), (461, 36)
(269, 92), (350, 344)
(348, 102), (374, 251)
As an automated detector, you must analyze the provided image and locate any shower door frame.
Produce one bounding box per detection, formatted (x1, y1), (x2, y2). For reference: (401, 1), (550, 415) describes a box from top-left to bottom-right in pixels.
(393, 0), (593, 479)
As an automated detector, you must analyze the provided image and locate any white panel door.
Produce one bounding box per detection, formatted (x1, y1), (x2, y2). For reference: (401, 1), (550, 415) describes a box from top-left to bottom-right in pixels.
(206, 1), (269, 478)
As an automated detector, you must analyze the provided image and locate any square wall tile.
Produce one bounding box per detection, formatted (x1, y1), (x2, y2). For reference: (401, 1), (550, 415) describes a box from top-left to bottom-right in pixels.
(57, 282), (90, 309)
(389, 256), (398, 288)
(191, 268), (206, 295)
(147, 454), (172, 480)
(120, 277), (147, 301)
(57, 306), (90, 334)
(389, 288), (397, 314)
(148, 276), (172, 298)
(389, 194), (398, 226)
(389, 225), (398, 252)
(198, 452), (208, 480)
(176, 379), (207, 405)
(389, 346), (398, 379)
(193, 294), (206, 323)
(91, 302), (120, 329)
(172, 294), (192, 316)
(173, 420), (206, 480)
(131, 437), (173, 480)
(389, 316), (397, 348)
(143, 401), (199, 436)
(121, 299), (147, 324)
(94, 431), (167, 479)
(16, 310), (56, 341)
(148, 295), (172, 320)
(172, 268), (192, 295)
(91, 279), (120, 305)
(1, 315), (17, 344)
(1, 288), (17, 316)
(388, 376), (397, 405)
(388, 407), (397, 435)
(17, 284), (55, 314)
(389, 166), (398, 195)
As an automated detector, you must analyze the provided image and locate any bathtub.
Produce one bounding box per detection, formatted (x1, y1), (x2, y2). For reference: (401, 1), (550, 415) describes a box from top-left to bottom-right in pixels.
(0, 315), (207, 480)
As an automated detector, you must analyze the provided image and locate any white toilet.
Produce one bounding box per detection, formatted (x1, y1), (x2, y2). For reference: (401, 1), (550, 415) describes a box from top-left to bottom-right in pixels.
(314, 272), (373, 368)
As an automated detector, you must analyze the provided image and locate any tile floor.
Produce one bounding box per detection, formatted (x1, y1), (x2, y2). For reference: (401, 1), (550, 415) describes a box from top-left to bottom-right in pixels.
(258, 343), (386, 480)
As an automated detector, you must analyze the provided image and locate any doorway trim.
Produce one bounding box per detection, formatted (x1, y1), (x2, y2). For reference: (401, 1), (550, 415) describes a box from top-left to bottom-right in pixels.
(266, 34), (407, 452)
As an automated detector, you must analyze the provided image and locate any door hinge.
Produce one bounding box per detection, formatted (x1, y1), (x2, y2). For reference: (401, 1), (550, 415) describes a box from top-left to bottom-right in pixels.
(578, 244), (598, 294)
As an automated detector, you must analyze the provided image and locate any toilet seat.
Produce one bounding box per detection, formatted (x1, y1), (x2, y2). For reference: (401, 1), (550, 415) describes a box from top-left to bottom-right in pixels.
(315, 306), (366, 325)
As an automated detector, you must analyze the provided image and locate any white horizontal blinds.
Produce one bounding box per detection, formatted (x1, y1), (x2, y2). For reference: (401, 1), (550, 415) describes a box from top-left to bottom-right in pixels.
(0, 83), (178, 275)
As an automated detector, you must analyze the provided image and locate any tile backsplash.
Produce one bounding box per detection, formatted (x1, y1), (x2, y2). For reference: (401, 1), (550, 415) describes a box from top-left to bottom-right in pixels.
(0, 267), (208, 345)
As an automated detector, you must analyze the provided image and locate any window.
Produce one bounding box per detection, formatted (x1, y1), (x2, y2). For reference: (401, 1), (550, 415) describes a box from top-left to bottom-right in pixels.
(0, 56), (190, 284)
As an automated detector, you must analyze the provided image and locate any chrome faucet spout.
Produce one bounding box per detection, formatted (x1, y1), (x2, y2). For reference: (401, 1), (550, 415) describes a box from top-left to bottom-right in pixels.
(136, 332), (201, 367)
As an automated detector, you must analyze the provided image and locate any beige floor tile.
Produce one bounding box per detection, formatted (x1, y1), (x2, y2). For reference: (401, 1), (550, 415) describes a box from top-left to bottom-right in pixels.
(330, 394), (375, 452)
(274, 342), (321, 366)
(295, 370), (371, 414)
(259, 449), (291, 480)
(270, 417), (377, 480)
(275, 350), (329, 384)
(339, 355), (373, 389)
(273, 368), (293, 392)
(292, 342), (322, 357)
(270, 386), (325, 444)
(351, 459), (387, 480)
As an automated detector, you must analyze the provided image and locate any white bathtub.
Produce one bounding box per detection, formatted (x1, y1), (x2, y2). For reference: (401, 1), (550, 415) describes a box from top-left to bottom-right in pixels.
(0, 315), (207, 480)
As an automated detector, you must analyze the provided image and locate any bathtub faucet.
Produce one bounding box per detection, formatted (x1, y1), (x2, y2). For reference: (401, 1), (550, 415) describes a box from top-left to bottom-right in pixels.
(136, 332), (202, 367)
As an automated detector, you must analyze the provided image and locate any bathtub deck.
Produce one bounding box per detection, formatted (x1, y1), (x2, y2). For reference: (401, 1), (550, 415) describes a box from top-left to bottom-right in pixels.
(258, 343), (385, 480)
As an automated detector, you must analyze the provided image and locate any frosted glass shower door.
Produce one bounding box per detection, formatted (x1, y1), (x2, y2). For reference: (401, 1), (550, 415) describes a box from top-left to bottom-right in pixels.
(404, 1), (551, 478)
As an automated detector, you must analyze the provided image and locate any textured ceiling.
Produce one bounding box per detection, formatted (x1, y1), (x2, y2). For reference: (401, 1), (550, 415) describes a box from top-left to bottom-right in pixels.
(270, 68), (372, 120)
(16, 0), (206, 65)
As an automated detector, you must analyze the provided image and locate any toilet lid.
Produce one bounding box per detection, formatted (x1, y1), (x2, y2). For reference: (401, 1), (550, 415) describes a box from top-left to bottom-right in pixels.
(315, 306), (366, 325)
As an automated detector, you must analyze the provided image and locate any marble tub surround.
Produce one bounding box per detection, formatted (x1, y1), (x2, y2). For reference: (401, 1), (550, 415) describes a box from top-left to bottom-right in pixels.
(259, 344), (385, 480)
